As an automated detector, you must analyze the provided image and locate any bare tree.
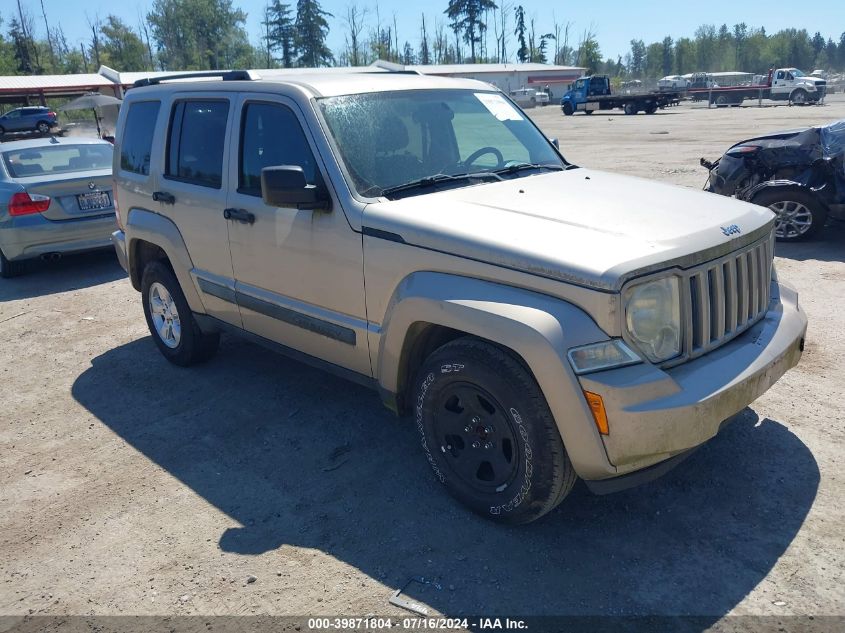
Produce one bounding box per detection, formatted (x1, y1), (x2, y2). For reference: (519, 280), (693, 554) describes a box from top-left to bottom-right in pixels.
(419, 14), (431, 65)
(39, 0), (56, 69)
(498, 2), (510, 62)
(138, 13), (156, 70)
(86, 13), (102, 68)
(343, 3), (367, 66)
(16, 0), (42, 72)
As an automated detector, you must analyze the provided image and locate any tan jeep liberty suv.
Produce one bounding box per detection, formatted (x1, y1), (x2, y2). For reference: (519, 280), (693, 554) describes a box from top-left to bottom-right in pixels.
(111, 70), (807, 524)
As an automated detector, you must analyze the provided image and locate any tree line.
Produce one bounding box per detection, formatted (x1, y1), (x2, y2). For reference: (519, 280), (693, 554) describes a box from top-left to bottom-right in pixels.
(2, 0), (844, 79)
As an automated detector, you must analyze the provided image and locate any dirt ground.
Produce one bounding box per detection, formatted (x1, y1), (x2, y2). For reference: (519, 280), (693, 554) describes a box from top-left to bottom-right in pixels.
(1, 95), (844, 628)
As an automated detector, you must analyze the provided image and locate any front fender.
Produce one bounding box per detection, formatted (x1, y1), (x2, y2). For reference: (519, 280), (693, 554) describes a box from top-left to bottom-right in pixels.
(375, 271), (618, 479)
(126, 208), (204, 313)
(741, 179), (811, 203)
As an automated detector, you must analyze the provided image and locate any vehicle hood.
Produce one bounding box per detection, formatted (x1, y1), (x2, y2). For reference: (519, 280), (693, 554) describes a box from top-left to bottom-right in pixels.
(362, 169), (774, 291)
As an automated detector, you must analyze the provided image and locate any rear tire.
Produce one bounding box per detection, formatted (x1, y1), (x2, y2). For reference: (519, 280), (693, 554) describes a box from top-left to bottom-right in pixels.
(36, 121), (50, 134)
(0, 248), (26, 278)
(141, 261), (220, 366)
(623, 103), (638, 115)
(644, 102), (658, 114)
(583, 109), (594, 115)
(751, 188), (827, 242)
(413, 337), (576, 524)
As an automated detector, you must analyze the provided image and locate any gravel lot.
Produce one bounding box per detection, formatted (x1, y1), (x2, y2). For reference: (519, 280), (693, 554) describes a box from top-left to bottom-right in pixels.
(1, 95), (844, 626)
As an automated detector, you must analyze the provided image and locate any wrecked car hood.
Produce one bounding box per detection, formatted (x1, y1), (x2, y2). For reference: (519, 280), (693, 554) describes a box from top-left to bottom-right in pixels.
(363, 169), (774, 291)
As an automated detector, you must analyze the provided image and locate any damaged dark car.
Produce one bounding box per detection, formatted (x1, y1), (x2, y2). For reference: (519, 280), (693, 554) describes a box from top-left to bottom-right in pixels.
(702, 120), (845, 241)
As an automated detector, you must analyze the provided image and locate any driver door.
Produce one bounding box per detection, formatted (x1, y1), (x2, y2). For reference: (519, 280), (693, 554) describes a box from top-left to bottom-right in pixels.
(224, 95), (371, 376)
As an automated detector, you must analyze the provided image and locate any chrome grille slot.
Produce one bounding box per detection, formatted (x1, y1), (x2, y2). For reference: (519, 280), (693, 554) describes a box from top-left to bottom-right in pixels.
(681, 235), (773, 362)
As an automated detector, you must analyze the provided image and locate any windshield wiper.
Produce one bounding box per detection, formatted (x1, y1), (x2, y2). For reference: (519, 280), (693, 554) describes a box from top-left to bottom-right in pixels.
(493, 162), (567, 177)
(381, 171), (502, 198)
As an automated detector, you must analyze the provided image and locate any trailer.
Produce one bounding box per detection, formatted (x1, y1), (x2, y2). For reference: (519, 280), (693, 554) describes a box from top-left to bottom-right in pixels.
(688, 68), (827, 106)
(560, 76), (682, 116)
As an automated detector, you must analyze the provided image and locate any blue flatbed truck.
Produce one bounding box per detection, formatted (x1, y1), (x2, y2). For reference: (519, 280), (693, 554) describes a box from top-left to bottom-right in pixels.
(561, 75), (683, 116)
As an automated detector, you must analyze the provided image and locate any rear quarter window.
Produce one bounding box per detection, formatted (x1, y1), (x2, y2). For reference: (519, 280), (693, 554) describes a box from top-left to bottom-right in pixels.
(120, 101), (161, 176)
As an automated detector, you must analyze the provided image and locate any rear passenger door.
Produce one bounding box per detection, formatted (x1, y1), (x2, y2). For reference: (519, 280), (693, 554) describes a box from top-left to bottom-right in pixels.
(224, 95), (370, 376)
(159, 93), (241, 326)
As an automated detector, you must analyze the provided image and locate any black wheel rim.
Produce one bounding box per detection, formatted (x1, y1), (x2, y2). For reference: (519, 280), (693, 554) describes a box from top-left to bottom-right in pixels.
(433, 381), (521, 494)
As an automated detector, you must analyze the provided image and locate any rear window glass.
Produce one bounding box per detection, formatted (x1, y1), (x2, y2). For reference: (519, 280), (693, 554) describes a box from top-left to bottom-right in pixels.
(166, 100), (229, 188)
(3, 144), (113, 178)
(120, 101), (160, 175)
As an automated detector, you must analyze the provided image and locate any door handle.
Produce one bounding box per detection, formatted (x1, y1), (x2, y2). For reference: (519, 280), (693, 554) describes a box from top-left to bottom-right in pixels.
(223, 208), (255, 224)
(152, 191), (175, 204)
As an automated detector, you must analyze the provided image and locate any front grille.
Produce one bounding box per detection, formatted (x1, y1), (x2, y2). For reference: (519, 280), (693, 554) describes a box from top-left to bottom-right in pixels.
(683, 233), (774, 360)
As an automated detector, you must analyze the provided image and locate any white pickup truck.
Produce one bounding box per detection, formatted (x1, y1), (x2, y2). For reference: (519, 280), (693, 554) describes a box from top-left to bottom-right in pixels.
(690, 68), (826, 106)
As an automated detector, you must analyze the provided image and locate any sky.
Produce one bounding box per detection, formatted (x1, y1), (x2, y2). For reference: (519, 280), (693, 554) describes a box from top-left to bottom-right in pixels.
(13, 0), (845, 66)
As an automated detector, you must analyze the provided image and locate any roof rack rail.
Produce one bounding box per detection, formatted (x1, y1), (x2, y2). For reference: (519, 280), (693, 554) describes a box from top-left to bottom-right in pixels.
(133, 70), (259, 88)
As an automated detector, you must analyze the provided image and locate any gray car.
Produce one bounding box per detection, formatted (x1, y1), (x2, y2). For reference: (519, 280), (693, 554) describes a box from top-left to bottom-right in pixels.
(0, 107), (59, 136)
(0, 137), (116, 277)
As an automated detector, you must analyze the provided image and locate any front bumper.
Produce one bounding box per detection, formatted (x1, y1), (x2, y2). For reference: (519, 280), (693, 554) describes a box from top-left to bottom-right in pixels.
(579, 278), (806, 483)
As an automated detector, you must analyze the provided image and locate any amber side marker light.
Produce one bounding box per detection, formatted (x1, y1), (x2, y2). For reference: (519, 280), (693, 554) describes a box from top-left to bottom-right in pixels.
(584, 390), (609, 435)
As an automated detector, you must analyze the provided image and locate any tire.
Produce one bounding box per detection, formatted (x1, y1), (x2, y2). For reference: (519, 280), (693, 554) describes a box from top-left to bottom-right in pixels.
(644, 102), (658, 115)
(623, 103), (638, 115)
(751, 188), (827, 242)
(714, 94), (729, 106)
(562, 102), (574, 116)
(583, 109), (594, 115)
(36, 121), (50, 134)
(0, 247), (26, 278)
(141, 260), (220, 365)
(790, 89), (808, 105)
(0, 125), (5, 136)
(413, 337), (576, 524)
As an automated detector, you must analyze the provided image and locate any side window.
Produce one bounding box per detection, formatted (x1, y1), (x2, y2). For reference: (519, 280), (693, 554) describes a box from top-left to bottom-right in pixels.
(166, 100), (229, 188)
(776, 71), (785, 80)
(5, 110), (21, 119)
(786, 72), (794, 81)
(120, 101), (160, 176)
(238, 102), (317, 195)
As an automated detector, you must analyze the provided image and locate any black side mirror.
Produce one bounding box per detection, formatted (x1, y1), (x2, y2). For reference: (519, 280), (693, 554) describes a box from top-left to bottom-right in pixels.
(261, 165), (331, 211)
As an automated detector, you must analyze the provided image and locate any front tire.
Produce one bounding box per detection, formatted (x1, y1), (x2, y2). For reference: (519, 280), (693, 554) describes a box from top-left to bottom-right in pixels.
(141, 261), (220, 366)
(413, 338), (576, 524)
(562, 102), (574, 116)
(751, 188), (827, 241)
(790, 89), (807, 105)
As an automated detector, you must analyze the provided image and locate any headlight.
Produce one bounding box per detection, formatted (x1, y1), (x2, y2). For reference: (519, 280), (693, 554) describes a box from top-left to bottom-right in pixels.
(624, 277), (682, 363)
(568, 340), (641, 375)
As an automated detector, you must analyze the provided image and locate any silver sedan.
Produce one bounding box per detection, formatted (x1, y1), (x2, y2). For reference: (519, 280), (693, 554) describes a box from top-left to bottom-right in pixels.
(0, 137), (116, 277)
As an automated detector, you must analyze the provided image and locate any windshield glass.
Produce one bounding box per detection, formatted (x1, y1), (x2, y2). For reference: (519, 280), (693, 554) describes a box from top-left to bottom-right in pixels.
(318, 89), (565, 198)
(3, 144), (112, 178)
(790, 69), (805, 77)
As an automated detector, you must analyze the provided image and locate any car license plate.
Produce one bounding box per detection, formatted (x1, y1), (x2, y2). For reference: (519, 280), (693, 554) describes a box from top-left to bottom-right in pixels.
(77, 191), (110, 211)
